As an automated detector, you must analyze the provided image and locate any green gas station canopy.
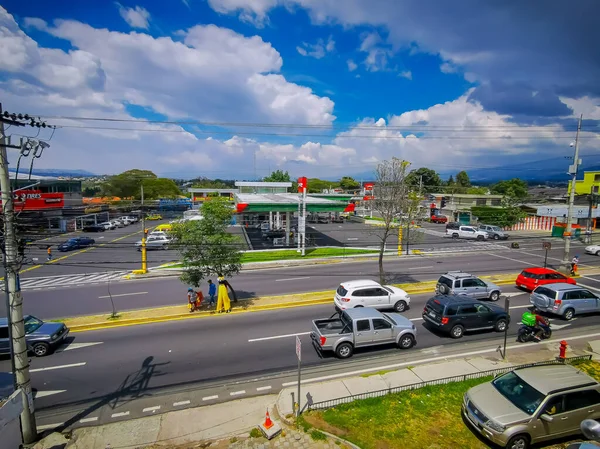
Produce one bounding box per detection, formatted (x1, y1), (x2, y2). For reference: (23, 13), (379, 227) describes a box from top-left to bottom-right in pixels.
(235, 193), (352, 213)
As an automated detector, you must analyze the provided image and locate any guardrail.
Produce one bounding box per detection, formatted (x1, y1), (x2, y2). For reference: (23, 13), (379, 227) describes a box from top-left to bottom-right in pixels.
(307, 355), (593, 411)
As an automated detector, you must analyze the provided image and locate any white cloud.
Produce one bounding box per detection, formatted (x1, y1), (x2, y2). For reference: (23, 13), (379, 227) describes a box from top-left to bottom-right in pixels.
(206, 0), (278, 27)
(398, 70), (412, 80)
(358, 31), (393, 72)
(346, 59), (357, 72)
(116, 3), (151, 29)
(296, 36), (335, 59)
(560, 96), (600, 120)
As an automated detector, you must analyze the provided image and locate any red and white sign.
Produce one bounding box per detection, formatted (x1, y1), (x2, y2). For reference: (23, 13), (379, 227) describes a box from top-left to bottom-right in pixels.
(364, 183), (374, 191)
(2, 190), (65, 211)
(297, 177), (307, 192)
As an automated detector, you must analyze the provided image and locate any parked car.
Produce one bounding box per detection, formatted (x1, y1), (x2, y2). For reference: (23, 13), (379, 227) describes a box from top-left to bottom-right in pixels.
(110, 219), (125, 228)
(146, 214), (162, 221)
(478, 224), (510, 240)
(515, 267), (576, 291)
(462, 364), (600, 449)
(436, 271), (502, 301)
(430, 215), (448, 224)
(149, 230), (169, 238)
(446, 221), (461, 230)
(585, 244), (600, 256)
(118, 217), (135, 225)
(0, 315), (69, 357)
(154, 223), (173, 232)
(447, 225), (488, 240)
(58, 237), (95, 252)
(311, 308), (417, 359)
(99, 221), (116, 230)
(121, 215), (138, 223)
(82, 224), (105, 232)
(530, 283), (600, 320)
(422, 294), (509, 338)
(334, 279), (411, 312)
(135, 235), (171, 250)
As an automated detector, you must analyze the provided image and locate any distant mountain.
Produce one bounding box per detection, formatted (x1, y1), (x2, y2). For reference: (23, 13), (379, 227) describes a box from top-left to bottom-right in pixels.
(8, 168), (97, 178)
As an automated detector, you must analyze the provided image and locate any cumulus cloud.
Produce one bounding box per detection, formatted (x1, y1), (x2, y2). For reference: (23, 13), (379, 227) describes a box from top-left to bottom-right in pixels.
(398, 70), (412, 80)
(115, 3), (151, 29)
(358, 31), (393, 72)
(206, 0), (278, 27)
(346, 59), (357, 72)
(296, 35), (335, 59)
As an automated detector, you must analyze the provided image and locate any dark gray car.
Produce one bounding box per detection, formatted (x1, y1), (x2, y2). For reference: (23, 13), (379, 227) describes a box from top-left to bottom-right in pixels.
(0, 315), (69, 357)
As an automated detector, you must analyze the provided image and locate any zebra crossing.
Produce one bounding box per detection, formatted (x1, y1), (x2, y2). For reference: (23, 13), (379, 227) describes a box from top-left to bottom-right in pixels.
(4, 271), (129, 291)
(418, 241), (508, 254)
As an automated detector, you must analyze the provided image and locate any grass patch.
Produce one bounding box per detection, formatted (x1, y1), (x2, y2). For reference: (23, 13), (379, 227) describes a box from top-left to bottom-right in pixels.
(360, 369), (394, 378)
(310, 430), (327, 441)
(303, 360), (600, 449)
(249, 428), (262, 438)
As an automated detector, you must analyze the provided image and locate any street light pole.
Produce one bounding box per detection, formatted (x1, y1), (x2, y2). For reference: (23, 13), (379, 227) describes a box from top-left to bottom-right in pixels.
(141, 184), (147, 274)
(562, 114), (583, 272)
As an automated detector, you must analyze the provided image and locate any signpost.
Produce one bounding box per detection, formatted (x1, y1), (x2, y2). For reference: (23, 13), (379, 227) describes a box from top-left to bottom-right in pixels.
(542, 241), (552, 268)
(296, 335), (301, 416)
(498, 296), (510, 359)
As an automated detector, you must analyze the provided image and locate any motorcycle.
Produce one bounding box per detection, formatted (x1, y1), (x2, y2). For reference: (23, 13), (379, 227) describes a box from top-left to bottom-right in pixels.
(517, 318), (552, 342)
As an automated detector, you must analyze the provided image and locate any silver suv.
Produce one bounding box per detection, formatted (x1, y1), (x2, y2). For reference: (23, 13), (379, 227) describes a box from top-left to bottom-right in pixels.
(436, 271), (502, 301)
(463, 364), (600, 449)
(478, 224), (510, 240)
(530, 283), (600, 320)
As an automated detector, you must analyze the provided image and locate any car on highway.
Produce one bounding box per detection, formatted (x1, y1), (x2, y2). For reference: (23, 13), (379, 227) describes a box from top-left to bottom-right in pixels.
(447, 225), (488, 240)
(311, 307), (417, 359)
(422, 294), (509, 338)
(515, 267), (576, 291)
(478, 224), (510, 240)
(529, 283), (600, 321)
(436, 271), (502, 301)
(154, 223), (173, 232)
(430, 215), (448, 224)
(0, 315), (69, 357)
(585, 244), (600, 256)
(462, 364), (600, 449)
(146, 214), (162, 220)
(334, 279), (411, 312)
(135, 235), (171, 250)
(57, 237), (95, 252)
(82, 224), (106, 232)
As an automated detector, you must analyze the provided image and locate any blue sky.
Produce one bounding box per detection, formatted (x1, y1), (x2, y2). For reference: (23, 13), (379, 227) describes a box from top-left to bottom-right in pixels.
(0, 0), (599, 180)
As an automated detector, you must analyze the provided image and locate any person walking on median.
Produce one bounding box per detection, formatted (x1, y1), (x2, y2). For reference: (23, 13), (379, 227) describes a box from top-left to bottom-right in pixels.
(207, 279), (217, 307)
(187, 287), (196, 313)
(216, 274), (237, 313)
(46, 246), (52, 261)
(571, 255), (580, 276)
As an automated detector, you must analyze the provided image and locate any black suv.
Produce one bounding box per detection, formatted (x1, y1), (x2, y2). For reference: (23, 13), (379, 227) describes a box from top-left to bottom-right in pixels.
(422, 295), (509, 339)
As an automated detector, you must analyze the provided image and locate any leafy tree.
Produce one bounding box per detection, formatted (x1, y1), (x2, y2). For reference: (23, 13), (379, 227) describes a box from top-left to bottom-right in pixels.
(263, 170), (291, 182)
(82, 182), (101, 197)
(456, 171), (471, 188)
(306, 178), (339, 193)
(371, 158), (412, 283)
(339, 176), (360, 191)
(490, 178), (529, 199)
(406, 167), (442, 194)
(142, 178), (181, 199)
(101, 169), (156, 198)
(471, 204), (526, 228)
(170, 198), (243, 288)
(445, 175), (459, 194)
(467, 186), (489, 195)
(191, 177), (235, 189)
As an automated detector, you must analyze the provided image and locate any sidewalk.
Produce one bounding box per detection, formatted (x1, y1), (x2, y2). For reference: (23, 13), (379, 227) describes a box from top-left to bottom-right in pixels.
(34, 338), (600, 449)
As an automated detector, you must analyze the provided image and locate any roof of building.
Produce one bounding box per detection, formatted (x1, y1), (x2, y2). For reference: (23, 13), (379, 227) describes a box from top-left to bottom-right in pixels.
(235, 193), (339, 205)
(234, 193), (352, 213)
(187, 188), (238, 193)
(430, 193), (504, 198)
(12, 172), (59, 180)
(235, 181), (292, 187)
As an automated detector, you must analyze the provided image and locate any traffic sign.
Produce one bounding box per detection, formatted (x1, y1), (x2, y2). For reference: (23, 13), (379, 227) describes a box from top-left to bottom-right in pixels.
(542, 241), (552, 250)
(296, 335), (301, 361)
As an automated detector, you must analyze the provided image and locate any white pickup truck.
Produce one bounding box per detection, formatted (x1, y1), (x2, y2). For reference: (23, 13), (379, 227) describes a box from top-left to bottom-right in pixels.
(446, 225), (488, 241)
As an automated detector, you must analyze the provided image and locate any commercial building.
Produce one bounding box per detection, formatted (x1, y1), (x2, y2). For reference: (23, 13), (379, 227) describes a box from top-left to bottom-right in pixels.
(568, 171), (600, 195)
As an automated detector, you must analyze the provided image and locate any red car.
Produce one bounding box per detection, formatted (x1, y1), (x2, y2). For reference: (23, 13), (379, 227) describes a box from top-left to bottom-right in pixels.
(515, 267), (576, 291)
(430, 215), (448, 224)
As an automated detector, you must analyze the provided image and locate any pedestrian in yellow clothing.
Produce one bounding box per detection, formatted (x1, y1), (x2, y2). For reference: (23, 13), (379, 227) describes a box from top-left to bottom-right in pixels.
(216, 274), (237, 313)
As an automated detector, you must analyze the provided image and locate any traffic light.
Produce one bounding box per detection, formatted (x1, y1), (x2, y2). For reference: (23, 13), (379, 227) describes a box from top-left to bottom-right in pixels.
(144, 228), (148, 236)
(441, 197), (447, 208)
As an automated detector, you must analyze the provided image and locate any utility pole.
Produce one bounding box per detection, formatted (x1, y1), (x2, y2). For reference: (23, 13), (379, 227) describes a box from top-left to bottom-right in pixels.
(562, 114), (583, 272)
(0, 103), (37, 444)
(141, 184), (147, 274)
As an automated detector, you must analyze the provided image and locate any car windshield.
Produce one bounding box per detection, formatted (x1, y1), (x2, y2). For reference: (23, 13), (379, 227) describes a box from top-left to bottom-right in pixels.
(382, 313), (397, 325)
(488, 226), (501, 231)
(24, 316), (44, 334)
(66, 239), (77, 244)
(382, 286), (394, 294)
(492, 371), (545, 415)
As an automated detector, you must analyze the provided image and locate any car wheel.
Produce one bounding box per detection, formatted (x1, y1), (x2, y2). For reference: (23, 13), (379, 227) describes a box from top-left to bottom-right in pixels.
(563, 308), (575, 321)
(450, 325), (464, 339)
(335, 342), (354, 359)
(398, 334), (415, 349)
(506, 434), (530, 449)
(32, 342), (50, 357)
(393, 300), (408, 313)
(493, 234), (499, 240)
(452, 233), (459, 239)
(596, 250), (600, 256)
(477, 235), (484, 241)
(494, 318), (508, 332)
(489, 291), (500, 301)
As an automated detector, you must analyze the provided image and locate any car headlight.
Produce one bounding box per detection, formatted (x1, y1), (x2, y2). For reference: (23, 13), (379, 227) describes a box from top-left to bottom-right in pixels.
(485, 420), (505, 433)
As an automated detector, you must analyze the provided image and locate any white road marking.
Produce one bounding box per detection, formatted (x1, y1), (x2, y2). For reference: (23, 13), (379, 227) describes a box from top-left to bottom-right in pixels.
(510, 304), (532, 310)
(281, 331), (600, 387)
(576, 282), (600, 293)
(347, 238), (359, 241)
(111, 412), (130, 418)
(202, 395), (219, 401)
(275, 277), (311, 282)
(34, 390), (66, 399)
(248, 331), (311, 342)
(38, 423), (64, 431)
(173, 400), (191, 406)
(143, 406), (161, 413)
(230, 390), (246, 396)
(56, 342), (103, 353)
(98, 292), (147, 299)
(488, 252), (536, 266)
(256, 386), (272, 391)
(29, 362), (86, 373)
(503, 292), (526, 298)
(409, 266), (433, 270)
(79, 417), (99, 423)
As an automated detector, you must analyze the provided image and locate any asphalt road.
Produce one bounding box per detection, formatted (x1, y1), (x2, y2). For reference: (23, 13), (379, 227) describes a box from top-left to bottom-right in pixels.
(8, 244), (600, 319)
(4, 285), (600, 430)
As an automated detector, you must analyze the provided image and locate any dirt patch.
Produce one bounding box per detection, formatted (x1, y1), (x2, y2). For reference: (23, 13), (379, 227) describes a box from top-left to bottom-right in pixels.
(302, 413), (349, 438)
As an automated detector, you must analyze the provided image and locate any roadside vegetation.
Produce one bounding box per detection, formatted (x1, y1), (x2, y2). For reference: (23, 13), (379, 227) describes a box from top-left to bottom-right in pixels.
(300, 360), (600, 449)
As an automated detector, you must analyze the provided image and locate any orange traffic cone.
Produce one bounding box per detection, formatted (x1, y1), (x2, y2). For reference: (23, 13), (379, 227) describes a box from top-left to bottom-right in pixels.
(263, 410), (273, 429)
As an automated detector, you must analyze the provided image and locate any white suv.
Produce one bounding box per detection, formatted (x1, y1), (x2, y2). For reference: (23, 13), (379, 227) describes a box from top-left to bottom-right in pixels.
(334, 279), (411, 313)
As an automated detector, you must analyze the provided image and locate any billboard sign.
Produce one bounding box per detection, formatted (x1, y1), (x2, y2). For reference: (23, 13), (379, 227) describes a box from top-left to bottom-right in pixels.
(5, 190), (65, 210)
(297, 177), (307, 192)
(364, 183), (374, 191)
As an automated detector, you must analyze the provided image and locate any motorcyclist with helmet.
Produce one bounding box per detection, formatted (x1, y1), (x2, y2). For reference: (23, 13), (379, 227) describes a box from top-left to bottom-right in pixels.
(521, 311), (550, 341)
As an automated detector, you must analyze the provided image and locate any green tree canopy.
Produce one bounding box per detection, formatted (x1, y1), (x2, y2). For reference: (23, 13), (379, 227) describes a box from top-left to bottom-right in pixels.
(456, 171), (471, 188)
(339, 176), (360, 191)
(471, 204), (526, 228)
(142, 178), (181, 199)
(467, 186), (488, 195)
(101, 169), (156, 198)
(490, 178), (529, 199)
(306, 178), (339, 193)
(406, 167), (442, 194)
(170, 198), (243, 287)
(263, 170), (291, 182)
(191, 177), (235, 189)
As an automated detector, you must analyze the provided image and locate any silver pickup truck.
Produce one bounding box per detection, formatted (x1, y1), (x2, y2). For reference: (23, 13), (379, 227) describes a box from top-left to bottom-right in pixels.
(310, 307), (417, 359)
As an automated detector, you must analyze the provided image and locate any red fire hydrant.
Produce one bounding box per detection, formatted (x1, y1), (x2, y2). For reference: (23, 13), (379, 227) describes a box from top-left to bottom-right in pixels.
(559, 340), (568, 359)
